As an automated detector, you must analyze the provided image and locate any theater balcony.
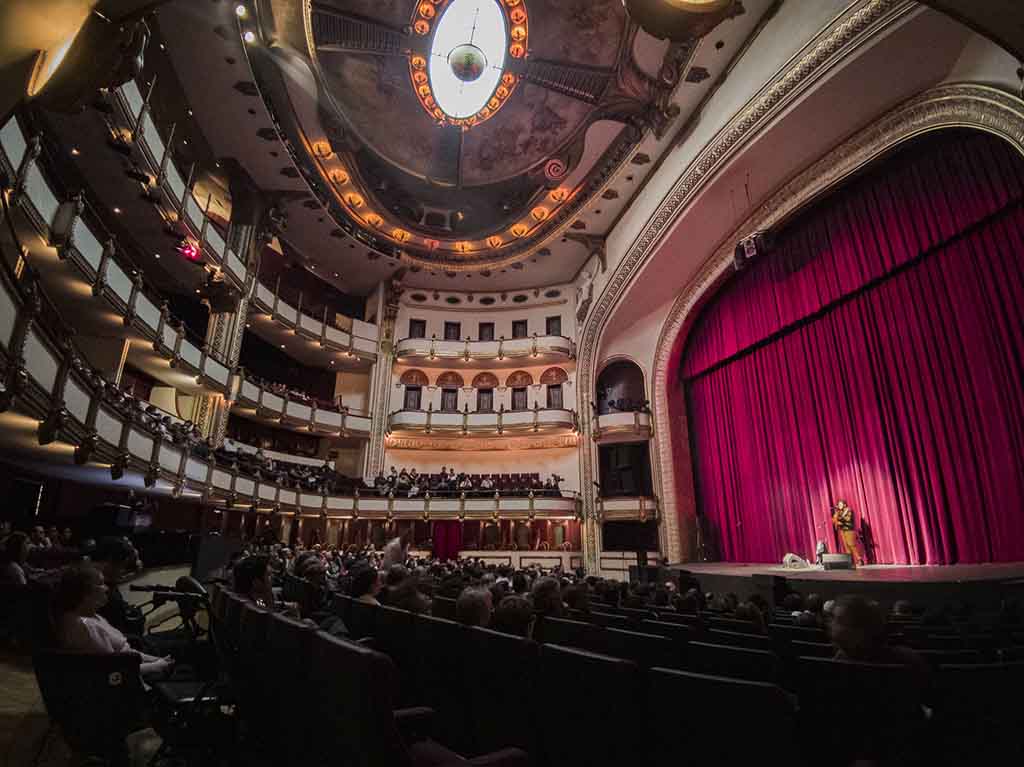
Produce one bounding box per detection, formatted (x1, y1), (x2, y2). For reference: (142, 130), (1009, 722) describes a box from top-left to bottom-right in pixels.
(593, 410), (653, 443)
(394, 334), (574, 367)
(597, 496), (660, 523)
(0, 116), (234, 396)
(231, 373), (371, 439)
(388, 405), (577, 439)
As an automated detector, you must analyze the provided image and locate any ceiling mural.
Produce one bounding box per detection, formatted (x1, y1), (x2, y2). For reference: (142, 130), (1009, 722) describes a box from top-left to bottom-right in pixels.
(252, 0), (742, 272)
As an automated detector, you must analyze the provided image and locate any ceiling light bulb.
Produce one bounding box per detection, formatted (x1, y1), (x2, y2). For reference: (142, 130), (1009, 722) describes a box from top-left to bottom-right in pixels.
(113, 207), (122, 214)
(235, 5), (248, 18)
(70, 147), (80, 156)
(243, 30), (256, 44)
(154, 253), (161, 259)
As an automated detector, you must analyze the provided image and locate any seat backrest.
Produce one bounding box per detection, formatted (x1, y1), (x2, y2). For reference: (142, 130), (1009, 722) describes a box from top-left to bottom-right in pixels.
(432, 595), (457, 621)
(654, 611), (705, 631)
(708, 616), (764, 634)
(536, 616), (604, 652)
(640, 619), (694, 646)
(647, 667), (796, 764)
(373, 606), (419, 702)
(33, 651), (145, 758)
(795, 656), (924, 761)
(539, 644), (641, 765)
(236, 602), (273, 730)
(590, 611), (633, 631)
(600, 628), (680, 669)
(687, 641), (782, 684)
(413, 614), (471, 748)
(347, 599), (379, 639)
(464, 627), (541, 755)
(769, 623), (829, 643)
(788, 639), (834, 658)
(266, 612), (318, 761)
(707, 628), (773, 651)
(311, 630), (410, 767)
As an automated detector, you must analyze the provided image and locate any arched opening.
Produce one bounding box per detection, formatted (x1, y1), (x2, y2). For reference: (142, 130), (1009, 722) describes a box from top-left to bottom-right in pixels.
(400, 369), (429, 410)
(540, 367), (568, 409)
(506, 370), (533, 411)
(676, 129), (1024, 565)
(596, 360), (646, 414)
(436, 371), (465, 412)
(472, 371), (499, 412)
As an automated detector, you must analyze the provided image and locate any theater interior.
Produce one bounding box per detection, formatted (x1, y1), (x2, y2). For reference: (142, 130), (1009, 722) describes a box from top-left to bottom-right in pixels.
(1, 0), (1023, 765)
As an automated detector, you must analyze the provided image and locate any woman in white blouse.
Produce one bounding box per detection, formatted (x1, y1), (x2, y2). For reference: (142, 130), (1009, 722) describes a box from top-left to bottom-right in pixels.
(54, 563), (174, 678)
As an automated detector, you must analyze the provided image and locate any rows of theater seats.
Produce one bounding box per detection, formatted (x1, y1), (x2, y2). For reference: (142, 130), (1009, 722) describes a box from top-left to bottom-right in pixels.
(212, 582), (1024, 765)
(211, 447), (358, 494)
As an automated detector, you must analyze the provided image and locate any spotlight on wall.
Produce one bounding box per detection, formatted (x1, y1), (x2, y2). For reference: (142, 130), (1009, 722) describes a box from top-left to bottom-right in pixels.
(623, 0), (738, 43)
(733, 230), (773, 271)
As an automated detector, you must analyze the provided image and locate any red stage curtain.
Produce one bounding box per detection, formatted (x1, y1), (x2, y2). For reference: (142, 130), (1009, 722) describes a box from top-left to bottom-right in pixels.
(433, 520), (463, 561)
(683, 131), (1024, 565)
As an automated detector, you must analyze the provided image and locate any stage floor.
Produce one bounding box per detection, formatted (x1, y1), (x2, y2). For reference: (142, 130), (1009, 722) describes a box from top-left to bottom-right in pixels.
(672, 562), (1024, 609)
(682, 561), (1024, 583)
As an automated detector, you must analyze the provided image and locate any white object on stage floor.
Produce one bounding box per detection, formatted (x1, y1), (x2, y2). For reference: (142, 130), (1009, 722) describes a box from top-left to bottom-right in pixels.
(782, 553), (811, 569)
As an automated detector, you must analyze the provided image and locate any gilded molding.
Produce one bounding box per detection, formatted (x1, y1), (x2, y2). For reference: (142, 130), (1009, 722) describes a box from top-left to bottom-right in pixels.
(385, 434), (579, 452)
(574, 0), (919, 571)
(648, 82), (1024, 560)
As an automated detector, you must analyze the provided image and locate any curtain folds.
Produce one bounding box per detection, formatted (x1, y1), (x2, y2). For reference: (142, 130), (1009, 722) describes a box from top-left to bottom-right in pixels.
(683, 132), (1024, 565)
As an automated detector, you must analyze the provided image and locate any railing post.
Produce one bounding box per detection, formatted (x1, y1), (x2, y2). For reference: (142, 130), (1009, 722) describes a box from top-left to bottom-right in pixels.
(497, 403), (504, 435)
(171, 324), (184, 367)
(309, 401), (317, 432)
(131, 76), (157, 144)
(532, 401), (539, 432)
(51, 192), (85, 259)
(320, 306), (329, 347)
(156, 122), (176, 188)
(426, 402), (433, 434)
(271, 275), (281, 320)
(93, 238), (115, 297)
(123, 270), (143, 327)
(199, 194), (212, 257)
(11, 134), (41, 203)
(462, 402), (468, 435)
(0, 274), (40, 413)
(531, 333), (538, 358)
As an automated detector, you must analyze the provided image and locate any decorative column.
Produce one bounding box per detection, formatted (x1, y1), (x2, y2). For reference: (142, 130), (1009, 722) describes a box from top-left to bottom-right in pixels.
(364, 273), (404, 480)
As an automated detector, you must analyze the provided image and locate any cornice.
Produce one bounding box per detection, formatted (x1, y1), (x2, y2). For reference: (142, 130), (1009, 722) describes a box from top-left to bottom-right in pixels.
(573, 0), (921, 569)
(647, 82), (1024, 561)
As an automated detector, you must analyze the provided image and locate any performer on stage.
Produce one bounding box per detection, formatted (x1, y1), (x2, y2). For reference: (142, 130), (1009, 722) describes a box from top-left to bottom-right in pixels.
(831, 500), (863, 566)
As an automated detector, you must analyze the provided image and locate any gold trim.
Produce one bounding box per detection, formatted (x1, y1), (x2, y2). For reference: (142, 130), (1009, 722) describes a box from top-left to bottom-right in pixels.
(647, 83), (1024, 562)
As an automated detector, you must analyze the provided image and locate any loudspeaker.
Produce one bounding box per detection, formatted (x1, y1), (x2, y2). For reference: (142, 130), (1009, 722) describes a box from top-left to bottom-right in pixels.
(822, 553), (853, 570)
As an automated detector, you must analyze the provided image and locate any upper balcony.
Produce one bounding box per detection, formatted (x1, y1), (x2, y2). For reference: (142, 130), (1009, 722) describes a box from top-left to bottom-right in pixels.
(103, 80), (379, 365)
(232, 374), (371, 438)
(394, 334), (574, 368)
(593, 410), (653, 443)
(388, 406), (577, 439)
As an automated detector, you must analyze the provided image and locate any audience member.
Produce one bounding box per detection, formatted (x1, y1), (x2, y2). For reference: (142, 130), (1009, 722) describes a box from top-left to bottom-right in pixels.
(350, 565), (382, 606)
(491, 595), (534, 637)
(1, 532), (31, 586)
(53, 563), (173, 678)
(456, 587), (493, 628)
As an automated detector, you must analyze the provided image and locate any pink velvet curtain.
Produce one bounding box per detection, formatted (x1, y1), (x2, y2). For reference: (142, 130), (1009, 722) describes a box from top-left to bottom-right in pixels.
(683, 131), (1024, 565)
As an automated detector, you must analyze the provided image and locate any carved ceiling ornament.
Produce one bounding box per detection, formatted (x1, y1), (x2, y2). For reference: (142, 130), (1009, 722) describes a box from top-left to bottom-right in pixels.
(505, 370), (534, 388)
(400, 369), (430, 387)
(540, 367), (569, 385)
(573, 0), (928, 570)
(471, 371), (500, 389)
(644, 83), (1024, 564)
(287, 0), (726, 273)
(435, 370), (466, 388)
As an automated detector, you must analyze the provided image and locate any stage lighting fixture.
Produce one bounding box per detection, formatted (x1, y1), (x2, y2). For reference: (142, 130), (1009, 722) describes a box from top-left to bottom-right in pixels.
(733, 230), (773, 271)
(623, 0), (737, 43)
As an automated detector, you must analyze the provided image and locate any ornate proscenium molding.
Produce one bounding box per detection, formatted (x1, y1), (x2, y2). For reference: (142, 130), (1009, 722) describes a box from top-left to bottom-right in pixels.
(648, 82), (1024, 561)
(386, 434), (579, 452)
(574, 0), (920, 572)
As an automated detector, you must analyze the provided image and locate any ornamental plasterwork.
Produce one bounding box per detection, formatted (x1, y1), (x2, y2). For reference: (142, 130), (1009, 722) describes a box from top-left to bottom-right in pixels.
(647, 82), (1024, 560)
(573, 0), (920, 571)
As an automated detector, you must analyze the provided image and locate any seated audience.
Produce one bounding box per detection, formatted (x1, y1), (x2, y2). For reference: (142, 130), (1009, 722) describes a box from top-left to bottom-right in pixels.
(1, 531), (30, 586)
(491, 595), (534, 637)
(53, 563), (173, 678)
(350, 565), (382, 606)
(456, 587), (493, 628)
(530, 576), (564, 619)
(830, 595), (929, 681)
(91, 537), (144, 636)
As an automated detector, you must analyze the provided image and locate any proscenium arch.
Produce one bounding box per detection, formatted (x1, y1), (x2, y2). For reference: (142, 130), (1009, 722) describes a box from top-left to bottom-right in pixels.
(649, 84), (1024, 563)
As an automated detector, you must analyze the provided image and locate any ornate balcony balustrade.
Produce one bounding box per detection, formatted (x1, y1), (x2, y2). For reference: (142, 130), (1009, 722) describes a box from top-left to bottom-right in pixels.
(394, 334), (574, 366)
(593, 410), (653, 443)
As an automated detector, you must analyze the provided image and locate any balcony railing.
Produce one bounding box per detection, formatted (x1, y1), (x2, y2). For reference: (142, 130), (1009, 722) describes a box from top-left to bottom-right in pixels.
(593, 411), (653, 442)
(395, 334), (574, 364)
(232, 373), (371, 438)
(0, 252), (580, 521)
(104, 80), (379, 359)
(0, 116), (233, 395)
(388, 405), (577, 437)
(597, 496), (659, 522)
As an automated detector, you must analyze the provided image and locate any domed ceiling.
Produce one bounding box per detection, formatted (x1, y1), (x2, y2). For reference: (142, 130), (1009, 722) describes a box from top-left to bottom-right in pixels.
(247, 0), (742, 272)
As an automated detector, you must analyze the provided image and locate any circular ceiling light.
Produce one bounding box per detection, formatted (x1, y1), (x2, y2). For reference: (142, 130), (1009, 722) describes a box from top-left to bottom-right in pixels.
(429, 0), (506, 119)
(410, 0), (526, 128)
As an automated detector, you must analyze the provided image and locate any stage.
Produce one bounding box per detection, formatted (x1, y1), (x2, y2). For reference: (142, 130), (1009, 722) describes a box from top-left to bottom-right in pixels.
(672, 562), (1024, 610)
